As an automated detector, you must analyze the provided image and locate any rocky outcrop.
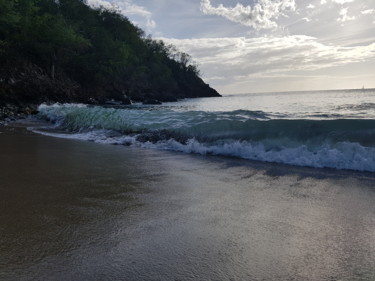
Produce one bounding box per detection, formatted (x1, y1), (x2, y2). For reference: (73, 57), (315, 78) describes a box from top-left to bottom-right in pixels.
(0, 104), (38, 121)
(0, 61), (221, 120)
(0, 63), (80, 106)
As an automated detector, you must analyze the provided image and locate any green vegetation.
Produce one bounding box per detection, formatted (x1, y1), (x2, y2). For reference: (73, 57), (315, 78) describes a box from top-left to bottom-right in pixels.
(0, 0), (219, 106)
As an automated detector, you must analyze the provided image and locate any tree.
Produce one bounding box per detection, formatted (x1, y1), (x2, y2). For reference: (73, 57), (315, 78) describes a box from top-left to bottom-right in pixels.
(0, 0), (219, 105)
(0, 0), (19, 58)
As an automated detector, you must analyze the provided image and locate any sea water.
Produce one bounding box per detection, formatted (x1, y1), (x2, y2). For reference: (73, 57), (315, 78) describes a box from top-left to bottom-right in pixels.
(35, 88), (375, 172)
(2, 90), (375, 281)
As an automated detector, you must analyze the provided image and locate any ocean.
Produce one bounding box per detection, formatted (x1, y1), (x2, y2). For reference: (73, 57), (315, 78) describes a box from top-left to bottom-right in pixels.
(1, 90), (375, 280)
(35, 88), (375, 172)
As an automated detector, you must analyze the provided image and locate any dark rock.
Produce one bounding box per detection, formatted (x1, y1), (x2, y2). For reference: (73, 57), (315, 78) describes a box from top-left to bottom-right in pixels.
(156, 93), (178, 102)
(0, 103), (38, 121)
(120, 95), (131, 105)
(143, 98), (162, 105)
(0, 62), (80, 106)
(103, 95), (131, 106)
(87, 98), (98, 104)
(0, 60), (220, 115)
(104, 99), (122, 106)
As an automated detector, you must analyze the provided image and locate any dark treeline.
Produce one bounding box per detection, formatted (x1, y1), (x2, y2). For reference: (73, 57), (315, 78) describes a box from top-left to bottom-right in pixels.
(0, 0), (220, 108)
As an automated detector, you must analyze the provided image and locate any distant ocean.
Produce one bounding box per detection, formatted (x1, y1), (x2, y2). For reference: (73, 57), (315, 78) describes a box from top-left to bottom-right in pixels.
(34, 88), (375, 172)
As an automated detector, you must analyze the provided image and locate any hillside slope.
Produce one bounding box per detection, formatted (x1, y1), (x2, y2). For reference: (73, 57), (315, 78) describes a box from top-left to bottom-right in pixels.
(0, 0), (220, 112)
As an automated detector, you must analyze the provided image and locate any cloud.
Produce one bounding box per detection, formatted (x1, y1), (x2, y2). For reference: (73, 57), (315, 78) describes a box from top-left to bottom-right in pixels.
(160, 36), (375, 92)
(200, 0), (296, 30)
(320, 0), (355, 4)
(337, 7), (355, 22)
(332, 0), (355, 4)
(86, 0), (113, 11)
(85, 0), (156, 29)
(362, 9), (375, 15)
(160, 36), (375, 81)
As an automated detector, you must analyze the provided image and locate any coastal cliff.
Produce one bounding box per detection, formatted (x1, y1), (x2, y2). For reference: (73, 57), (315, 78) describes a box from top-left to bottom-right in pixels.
(0, 0), (220, 119)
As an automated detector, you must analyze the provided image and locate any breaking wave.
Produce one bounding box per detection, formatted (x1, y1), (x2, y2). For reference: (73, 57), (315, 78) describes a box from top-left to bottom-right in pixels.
(34, 103), (375, 172)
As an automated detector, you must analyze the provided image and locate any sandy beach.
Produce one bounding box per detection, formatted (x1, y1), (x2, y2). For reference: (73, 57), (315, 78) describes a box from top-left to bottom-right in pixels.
(1, 124), (375, 281)
(2, 0), (375, 280)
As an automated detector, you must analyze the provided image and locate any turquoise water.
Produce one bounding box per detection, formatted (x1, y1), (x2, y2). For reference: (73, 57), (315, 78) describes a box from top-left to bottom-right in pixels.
(35, 89), (375, 172)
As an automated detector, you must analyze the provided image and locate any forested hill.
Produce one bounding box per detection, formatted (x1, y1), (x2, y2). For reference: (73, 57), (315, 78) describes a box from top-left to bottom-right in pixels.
(0, 0), (220, 109)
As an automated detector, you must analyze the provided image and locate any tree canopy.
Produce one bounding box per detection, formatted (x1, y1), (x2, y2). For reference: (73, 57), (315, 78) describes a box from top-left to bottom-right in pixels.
(0, 0), (219, 104)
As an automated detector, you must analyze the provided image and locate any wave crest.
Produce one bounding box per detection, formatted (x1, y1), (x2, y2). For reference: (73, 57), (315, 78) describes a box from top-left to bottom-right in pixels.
(35, 103), (375, 172)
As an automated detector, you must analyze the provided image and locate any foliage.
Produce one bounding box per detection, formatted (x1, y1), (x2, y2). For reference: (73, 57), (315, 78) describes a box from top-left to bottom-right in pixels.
(0, 0), (218, 102)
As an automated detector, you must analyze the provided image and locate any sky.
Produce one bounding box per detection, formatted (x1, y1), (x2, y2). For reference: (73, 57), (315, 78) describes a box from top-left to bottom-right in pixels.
(86, 0), (375, 94)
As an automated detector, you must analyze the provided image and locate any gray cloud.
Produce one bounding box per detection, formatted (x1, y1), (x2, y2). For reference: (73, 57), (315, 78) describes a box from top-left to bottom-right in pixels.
(331, 0), (355, 4)
(362, 9), (375, 15)
(83, 0), (375, 93)
(163, 36), (375, 71)
(200, 0), (296, 30)
(320, 0), (355, 4)
(160, 36), (375, 92)
(86, 0), (113, 11)
(337, 7), (355, 22)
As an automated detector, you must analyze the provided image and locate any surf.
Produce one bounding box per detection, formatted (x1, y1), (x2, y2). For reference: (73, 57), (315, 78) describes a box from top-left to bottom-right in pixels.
(33, 103), (375, 172)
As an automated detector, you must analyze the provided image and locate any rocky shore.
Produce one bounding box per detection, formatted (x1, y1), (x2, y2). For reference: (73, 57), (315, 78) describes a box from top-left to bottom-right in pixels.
(0, 104), (38, 121)
(0, 62), (220, 122)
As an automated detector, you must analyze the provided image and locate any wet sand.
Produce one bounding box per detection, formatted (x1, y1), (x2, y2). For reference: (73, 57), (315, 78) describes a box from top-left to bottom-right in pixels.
(1, 124), (375, 281)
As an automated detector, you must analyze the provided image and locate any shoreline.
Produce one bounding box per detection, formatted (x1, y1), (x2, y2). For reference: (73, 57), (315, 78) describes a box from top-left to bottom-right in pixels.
(4, 122), (375, 187)
(1, 125), (375, 280)
(5, 118), (375, 177)
(0, 104), (38, 121)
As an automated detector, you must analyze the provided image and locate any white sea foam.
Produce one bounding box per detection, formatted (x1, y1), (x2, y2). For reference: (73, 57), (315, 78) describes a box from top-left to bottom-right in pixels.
(34, 102), (375, 172)
(140, 138), (375, 172)
(31, 127), (375, 172)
